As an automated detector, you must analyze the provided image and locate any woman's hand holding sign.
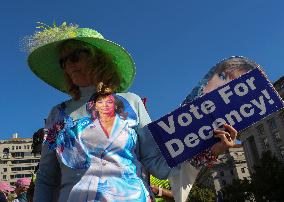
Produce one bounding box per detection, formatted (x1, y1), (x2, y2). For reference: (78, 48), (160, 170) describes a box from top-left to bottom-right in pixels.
(211, 124), (241, 156)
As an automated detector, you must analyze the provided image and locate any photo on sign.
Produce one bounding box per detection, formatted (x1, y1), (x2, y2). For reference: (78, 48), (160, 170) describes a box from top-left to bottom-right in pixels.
(182, 56), (258, 105)
(147, 56), (284, 168)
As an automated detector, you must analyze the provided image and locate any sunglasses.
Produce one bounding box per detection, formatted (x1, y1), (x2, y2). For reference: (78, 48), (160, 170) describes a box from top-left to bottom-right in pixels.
(59, 48), (90, 69)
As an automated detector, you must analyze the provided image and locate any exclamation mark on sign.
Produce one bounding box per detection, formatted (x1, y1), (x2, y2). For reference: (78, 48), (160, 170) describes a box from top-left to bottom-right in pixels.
(261, 89), (275, 104)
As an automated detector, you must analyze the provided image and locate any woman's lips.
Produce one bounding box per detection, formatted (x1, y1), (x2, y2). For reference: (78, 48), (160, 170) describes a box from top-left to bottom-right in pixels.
(101, 108), (111, 111)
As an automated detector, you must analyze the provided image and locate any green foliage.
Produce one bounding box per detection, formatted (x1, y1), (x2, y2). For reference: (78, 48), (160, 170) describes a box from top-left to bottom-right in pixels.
(194, 167), (213, 187)
(250, 151), (284, 201)
(188, 184), (216, 202)
(221, 151), (284, 202)
(221, 179), (254, 202)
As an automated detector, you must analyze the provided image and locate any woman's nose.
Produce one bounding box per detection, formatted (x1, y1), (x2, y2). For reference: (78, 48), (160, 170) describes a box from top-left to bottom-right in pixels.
(65, 59), (78, 68)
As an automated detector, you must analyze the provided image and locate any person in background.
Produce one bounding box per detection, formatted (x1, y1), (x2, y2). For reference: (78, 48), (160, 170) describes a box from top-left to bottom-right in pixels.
(26, 172), (37, 202)
(0, 192), (7, 202)
(150, 175), (173, 202)
(0, 182), (14, 202)
(12, 178), (31, 202)
(27, 128), (43, 202)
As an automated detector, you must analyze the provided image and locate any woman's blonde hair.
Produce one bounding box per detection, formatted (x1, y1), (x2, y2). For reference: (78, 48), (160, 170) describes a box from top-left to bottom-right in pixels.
(59, 39), (121, 100)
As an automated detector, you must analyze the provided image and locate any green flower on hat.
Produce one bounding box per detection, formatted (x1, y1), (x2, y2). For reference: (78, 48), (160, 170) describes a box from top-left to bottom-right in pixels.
(24, 22), (135, 93)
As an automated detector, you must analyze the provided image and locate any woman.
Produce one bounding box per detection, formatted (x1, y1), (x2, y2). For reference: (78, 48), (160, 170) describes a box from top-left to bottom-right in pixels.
(24, 22), (238, 202)
(0, 182), (14, 202)
(12, 178), (31, 202)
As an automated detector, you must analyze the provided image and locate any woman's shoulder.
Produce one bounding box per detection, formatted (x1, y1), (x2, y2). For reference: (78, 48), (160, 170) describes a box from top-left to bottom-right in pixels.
(45, 100), (70, 128)
(47, 103), (64, 117)
(116, 92), (143, 102)
(48, 98), (73, 114)
(116, 92), (146, 112)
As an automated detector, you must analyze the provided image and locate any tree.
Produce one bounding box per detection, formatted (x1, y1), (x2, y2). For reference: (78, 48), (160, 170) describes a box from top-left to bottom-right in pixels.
(250, 151), (284, 201)
(220, 151), (284, 202)
(188, 184), (216, 202)
(221, 179), (254, 202)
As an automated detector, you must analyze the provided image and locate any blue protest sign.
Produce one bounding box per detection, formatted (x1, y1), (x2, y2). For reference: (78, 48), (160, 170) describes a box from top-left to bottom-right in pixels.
(147, 68), (284, 167)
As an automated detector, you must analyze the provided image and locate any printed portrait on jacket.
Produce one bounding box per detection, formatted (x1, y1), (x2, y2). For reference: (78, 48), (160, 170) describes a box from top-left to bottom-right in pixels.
(87, 93), (138, 137)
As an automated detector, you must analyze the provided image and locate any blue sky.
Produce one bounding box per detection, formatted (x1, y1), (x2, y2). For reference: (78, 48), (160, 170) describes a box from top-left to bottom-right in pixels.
(1, 0), (284, 139)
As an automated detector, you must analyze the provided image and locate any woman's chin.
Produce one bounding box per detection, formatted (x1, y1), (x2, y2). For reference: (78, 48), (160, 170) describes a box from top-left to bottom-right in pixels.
(100, 112), (115, 116)
(71, 79), (91, 87)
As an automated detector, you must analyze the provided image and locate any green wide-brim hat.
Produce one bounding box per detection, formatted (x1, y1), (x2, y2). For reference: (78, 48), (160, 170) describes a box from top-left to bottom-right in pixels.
(26, 23), (135, 93)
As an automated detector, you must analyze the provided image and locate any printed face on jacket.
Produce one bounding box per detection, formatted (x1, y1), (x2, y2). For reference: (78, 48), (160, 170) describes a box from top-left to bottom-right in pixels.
(88, 94), (128, 121)
(86, 94), (136, 137)
(95, 95), (116, 118)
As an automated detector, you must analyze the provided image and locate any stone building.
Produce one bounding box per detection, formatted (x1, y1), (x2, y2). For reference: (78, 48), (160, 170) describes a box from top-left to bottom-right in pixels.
(211, 147), (250, 192)
(239, 76), (284, 173)
(0, 133), (40, 185)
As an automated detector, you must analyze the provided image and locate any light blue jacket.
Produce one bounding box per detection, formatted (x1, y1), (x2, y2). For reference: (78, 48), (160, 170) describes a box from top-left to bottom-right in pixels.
(34, 89), (199, 202)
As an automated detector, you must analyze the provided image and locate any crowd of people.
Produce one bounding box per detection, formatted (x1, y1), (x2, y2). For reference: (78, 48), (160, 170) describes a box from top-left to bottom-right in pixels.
(0, 178), (32, 202)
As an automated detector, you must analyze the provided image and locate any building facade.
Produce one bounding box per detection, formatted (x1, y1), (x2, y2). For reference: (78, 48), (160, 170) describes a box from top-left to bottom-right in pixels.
(239, 76), (284, 173)
(0, 134), (40, 185)
(211, 147), (250, 192)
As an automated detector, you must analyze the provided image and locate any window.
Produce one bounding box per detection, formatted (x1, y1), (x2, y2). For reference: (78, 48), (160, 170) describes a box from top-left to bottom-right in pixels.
(10, 175), (14, 179)
(11, 167), (22, 171)
(11, 152), (24, 158)
(3, 168), (7, 172)
(241, 168), (246, 173)
(281, 112), (284, 123)
(3, 148), (9, 155)
(3, 175), (6, 180)
(15, 174), (25, 178)
(19, 146), (21, 150)
(21, 166), (34, 171)
(24, 152), (31, 157)
(11, 159), (39, 164)
(263, 138), (269, 149)
(24, 146), (26, 149)
(27, 145), (30, 149)
(268, 118), (277, 130)
(256, 124), (265, 136)
(273, 132), (281, 142)
(12, 146), (14, 150)
(280, 147), (284, 157)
